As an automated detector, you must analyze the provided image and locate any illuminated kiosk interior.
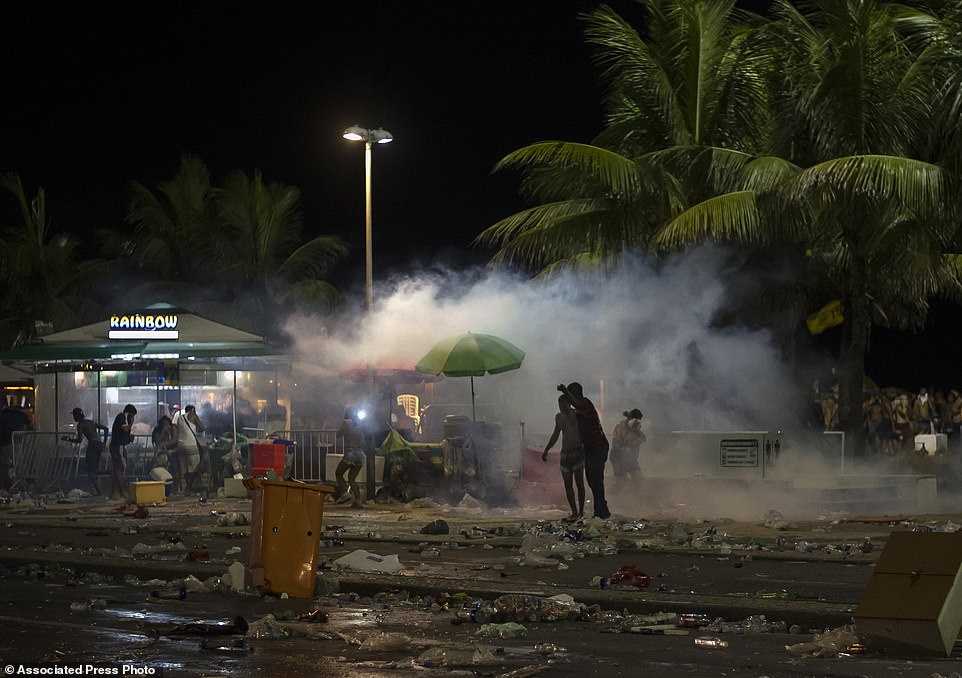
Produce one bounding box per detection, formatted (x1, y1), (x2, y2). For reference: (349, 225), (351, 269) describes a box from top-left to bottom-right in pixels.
(0, 304), (293, 442)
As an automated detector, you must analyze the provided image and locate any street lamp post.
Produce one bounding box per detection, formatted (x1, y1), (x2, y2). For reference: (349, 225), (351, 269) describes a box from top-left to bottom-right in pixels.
(343, 124), (393, 503)
(342, 125), (393, 315)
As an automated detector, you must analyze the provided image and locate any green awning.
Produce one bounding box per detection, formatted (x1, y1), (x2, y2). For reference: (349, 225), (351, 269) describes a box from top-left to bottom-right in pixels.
(142, 341), (276, 358)
(0, 341), (279, 363)
(0, 343), (147, 361)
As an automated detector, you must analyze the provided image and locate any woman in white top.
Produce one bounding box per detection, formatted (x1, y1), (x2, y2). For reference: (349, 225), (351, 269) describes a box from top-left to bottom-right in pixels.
(171, 405), (205, 493)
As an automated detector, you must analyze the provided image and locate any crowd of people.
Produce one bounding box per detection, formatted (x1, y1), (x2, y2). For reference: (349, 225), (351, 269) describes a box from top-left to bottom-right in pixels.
(817, 385), (962, 455)
(63, 403), (210, 500)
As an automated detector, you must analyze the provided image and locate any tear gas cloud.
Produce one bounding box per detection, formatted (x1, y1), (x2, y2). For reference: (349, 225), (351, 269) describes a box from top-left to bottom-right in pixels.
(288, 246), (800, 436)
(284, 247), (929, 520)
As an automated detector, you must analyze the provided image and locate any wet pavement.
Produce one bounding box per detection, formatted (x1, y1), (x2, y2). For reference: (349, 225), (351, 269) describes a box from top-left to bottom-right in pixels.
(2, 490), (962, 676)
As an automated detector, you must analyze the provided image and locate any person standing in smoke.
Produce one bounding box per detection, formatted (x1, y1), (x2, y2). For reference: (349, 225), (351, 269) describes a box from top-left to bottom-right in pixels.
(558, 382), (611, 520)
(335, 407), (367, 508)
(541, 394), (585, 522)
(610, 408), (645, 494)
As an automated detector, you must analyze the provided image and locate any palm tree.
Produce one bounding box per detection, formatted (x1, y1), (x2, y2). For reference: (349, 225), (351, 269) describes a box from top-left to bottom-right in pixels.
(476, 0), (772, 273)
(214, 169), (348, 322)
(0, 173), (100, 347)
(123, 157), (347, 327)
(124, 153), (219, 283)
(656, 0), (962, 454)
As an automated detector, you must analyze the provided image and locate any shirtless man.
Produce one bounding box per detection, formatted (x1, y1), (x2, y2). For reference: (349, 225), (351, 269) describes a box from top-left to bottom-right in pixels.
(558, 382), (611, 520)
(63, 407), (108, 495)
(542, 394), (585, 522)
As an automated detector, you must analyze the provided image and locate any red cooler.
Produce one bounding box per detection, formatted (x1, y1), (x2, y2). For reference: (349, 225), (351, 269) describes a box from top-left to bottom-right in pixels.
(251, 442), (286, 477)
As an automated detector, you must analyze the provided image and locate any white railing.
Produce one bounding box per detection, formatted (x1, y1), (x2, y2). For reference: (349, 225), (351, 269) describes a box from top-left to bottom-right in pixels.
(10, 431), (156, 493)
(10, 429), (343, 492)
(270, 429), (341, 483)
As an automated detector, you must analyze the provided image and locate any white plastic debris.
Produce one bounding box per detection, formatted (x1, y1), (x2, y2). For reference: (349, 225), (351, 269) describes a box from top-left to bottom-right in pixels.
(333, 549), (403, 574)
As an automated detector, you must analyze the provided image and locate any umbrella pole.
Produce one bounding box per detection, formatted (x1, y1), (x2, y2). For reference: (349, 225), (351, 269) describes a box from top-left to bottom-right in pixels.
(471, 376), (476, 422)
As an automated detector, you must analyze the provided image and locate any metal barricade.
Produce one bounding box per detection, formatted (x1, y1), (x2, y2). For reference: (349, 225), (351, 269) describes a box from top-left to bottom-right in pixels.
(11, 431), (88, 492)
(11, 431), (157, 493)
(272, 429), (340, 482)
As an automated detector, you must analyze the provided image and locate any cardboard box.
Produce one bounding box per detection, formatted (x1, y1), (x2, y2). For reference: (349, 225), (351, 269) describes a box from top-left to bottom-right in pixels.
(855, 532), (962, 656)
(129, 481), (166, 504)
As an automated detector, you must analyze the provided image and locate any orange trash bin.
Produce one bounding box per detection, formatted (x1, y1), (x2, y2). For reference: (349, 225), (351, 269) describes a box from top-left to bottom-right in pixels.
(243, 478), (334, 598)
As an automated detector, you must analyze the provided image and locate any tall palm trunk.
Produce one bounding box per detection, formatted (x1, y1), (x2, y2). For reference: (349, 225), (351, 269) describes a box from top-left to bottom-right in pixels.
(838, 295), (870, 458)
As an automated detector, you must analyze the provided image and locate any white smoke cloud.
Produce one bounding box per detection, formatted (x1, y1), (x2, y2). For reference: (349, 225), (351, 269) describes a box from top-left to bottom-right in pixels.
(288, 245), (799, 432)
(284, 246), (942, 519)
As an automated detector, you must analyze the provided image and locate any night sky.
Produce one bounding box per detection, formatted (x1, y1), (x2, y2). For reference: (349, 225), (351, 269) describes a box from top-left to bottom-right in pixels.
(0, 1), (957, 389)
(1, 2), (627, 277)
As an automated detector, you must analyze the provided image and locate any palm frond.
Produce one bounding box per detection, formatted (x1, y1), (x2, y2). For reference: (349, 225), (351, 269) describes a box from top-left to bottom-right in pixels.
(654, 191), (761, 251)
(277, 235), (349, 281)
(786, 155), (946, 209)
(495, 142), (641, 198)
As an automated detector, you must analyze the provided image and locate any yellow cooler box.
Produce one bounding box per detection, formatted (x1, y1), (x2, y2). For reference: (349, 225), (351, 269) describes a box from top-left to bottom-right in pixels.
(129, 481), (166, 504)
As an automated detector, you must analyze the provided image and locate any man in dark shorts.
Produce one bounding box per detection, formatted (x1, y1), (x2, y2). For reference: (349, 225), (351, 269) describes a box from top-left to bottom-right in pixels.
(109, 405), (137, 500)
(64, 408), (108, 495)
(542, 394), (585, 522)
(335, 407), (368, 508)
(559, 382), (611, 520)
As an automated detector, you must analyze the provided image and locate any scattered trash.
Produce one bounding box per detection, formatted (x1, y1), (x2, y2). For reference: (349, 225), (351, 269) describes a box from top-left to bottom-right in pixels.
(420, 519), (449, 535)
(485, 594), (585, 623)
(838, 642), (866, 657)
(246, 614), (335, 640)
(756, 588), (790, 599)
(224, 561), (247, 592)
(694, 636), (728, 648)
(609, 564), (650, 589)
(533, 642), (566, 655)
(416, 645), (504, 668)
(706, 614), (785, 634)
(334, 550), (403, 574)
(785, 626), (861, 658)
(150, 588), (187, 600)
(132, 542), (187, 556)
(678, 613), (711, 628)
(358, 631), (414, 651)
(296, 609), (328, 623)
(69, 598), (107, 612)
(476, 622), (528, 638)
(168, 616), (248, 635)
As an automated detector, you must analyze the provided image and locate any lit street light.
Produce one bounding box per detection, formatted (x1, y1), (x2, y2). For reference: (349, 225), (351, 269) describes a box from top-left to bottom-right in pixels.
(342, 125), (393, 315)
(343, 124), (393, 503)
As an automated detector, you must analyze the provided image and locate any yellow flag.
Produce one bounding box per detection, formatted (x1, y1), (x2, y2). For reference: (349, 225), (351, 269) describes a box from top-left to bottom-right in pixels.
(806, 300), (844, 335)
